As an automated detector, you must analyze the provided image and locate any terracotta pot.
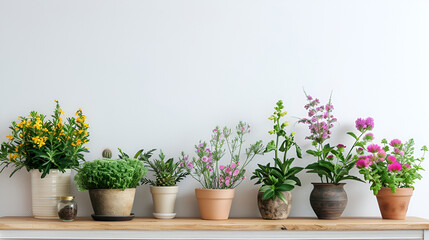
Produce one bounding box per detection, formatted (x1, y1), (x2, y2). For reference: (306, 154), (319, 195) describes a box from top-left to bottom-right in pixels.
(376, 187), (413, 220)
(309, 183), (347, 220)
(195, 188), (235, 220)
(150, 186), (178, 219)
(89, 188), (136, 216)
(31, 169), (71, 219)
(257, 191), (292, 220)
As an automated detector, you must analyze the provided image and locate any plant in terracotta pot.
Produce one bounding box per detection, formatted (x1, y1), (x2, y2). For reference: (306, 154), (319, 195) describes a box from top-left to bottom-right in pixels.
(357, 138), (427, 219)
(138, 150), (190, 219)
(0, 100), (90, 219)
(74, 149), (147, 220)
(251, 100), (303, 220)
(182, 121), (264, 220)
(298, 93), (374, 220)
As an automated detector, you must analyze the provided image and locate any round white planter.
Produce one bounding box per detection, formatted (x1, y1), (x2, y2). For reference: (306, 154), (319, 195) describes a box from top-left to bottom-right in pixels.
(150, 186), (178, 219)
(31, 169), (71, 219)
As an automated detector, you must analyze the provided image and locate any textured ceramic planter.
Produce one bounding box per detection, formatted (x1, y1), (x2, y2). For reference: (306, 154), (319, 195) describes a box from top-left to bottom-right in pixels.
(195, 188), (235, 220)
(376, 187), (413, 220)
(89, 188), (136, 216)
(309, 183), (347, 220)
(257, 191), (292, 220)
(31, 169), (71, 219)
(150, 186), (178, 219)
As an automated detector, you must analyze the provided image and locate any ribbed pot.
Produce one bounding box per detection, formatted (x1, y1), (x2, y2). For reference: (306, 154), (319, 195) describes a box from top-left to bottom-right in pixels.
(31, 169), (71, 219)
(257, 191), (292, 220)
(195, 188), (235, 220)
(376, 187), (413, 220)
(309, 183), (347, 220)
(89, 188), (136, 216)
(150, 186), (178, 215)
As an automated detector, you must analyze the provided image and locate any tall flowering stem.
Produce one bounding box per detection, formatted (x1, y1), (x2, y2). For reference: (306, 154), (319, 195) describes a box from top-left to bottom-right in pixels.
(181, 121), (264, 189)
(357, 138), (427, 195)
(299, 93), (373, 184)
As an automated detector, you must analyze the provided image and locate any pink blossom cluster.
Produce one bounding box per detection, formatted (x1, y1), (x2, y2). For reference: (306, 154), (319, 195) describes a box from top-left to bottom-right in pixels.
(179, 155), (194, 170)
(219, 162), (244, 188)
(298, 95), (337, 144)
(356, 139), (411, 172)
(195, 142), (214, 172)
(355, 117), (375, 132)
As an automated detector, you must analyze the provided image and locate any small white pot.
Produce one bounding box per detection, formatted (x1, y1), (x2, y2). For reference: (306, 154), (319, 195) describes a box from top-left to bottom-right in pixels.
(150, 186), (178, 219)
(31, 169), (71, 219)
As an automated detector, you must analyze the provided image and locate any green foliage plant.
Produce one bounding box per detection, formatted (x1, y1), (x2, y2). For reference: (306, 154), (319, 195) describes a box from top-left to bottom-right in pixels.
(251, 100), (303, 204)
(74, 156), (147, 191)
(0, 100), (90, 178)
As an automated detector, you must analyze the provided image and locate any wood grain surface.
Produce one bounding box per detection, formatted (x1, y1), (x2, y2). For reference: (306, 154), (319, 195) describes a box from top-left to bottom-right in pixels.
(0, 217), (428, 231)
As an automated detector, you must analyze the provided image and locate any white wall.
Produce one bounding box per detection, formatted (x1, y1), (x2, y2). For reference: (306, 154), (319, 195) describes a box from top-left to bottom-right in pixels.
(1, 0), (428, 219)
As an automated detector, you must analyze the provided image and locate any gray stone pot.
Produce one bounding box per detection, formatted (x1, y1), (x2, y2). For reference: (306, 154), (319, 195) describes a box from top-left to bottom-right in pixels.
(89, 188), (136, 216)
(257, 191), (292, 220)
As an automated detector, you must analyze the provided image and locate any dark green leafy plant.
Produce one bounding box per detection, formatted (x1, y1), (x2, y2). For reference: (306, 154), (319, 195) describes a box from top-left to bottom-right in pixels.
(140, 151), (190, 186)
(251, 100), (303, 204)
(74, 158), (147, 191)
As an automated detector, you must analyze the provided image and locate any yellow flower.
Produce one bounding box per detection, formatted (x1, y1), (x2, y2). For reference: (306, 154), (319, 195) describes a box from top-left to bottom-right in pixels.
(58, 117), (62, 123)
(268, 130), (275, 135)
(78, 130), (83, 134)
(268, 116), (274, 120)
(83, 123), (89, 128)
(280, 111), (288, 117)
(15, 146), (19, 151)
(19, 134), (23, 138)
(6, 135), (14, 141)
(58, 109), (64, 115)
(291, 132), (296, 136)
(76, 139), (82, 145)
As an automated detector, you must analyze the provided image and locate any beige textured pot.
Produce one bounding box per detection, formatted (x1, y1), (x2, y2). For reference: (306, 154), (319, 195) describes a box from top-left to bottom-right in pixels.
(89, 188), (136, 216)
(195, 188), (235, 220)
(376, 187), (413, 220)
(31, 169), (71, 219)
(257, 191), (292, 220)
(150, 186), (178, 216)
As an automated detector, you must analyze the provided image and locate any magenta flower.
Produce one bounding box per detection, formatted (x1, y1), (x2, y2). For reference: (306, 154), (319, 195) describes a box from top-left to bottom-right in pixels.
(307, 95), (313, 100)
(337, 144), (346, 149)
(201, 156), (208, 162)
(356, 156), (371, 168)
(327, 155), (334, 160)
(394, 148), (400, 154)
(230, 163), (236, 169)
(187, 162), (194, 170)
(377, 149), (386, 158)
(404, 164), (411, 169)
(219, 165), (225, 170)
(365, 117), (374, 130)
(388, 161), (402, 172)
(399, 151), (404, 156)
(357, 147), (364, 155)
(233, 169), (240, 176)
(390, 139), (402, 147)
(387, 155), (397, 163)
(355, 117), (374, 131)
(367, 144), (382, 153)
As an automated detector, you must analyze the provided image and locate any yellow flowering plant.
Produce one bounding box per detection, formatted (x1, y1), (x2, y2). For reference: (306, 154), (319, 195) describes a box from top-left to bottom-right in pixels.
(0, 100), (90, 178)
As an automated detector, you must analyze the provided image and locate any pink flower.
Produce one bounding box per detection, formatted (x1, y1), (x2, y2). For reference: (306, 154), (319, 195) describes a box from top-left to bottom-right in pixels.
(230, 163), (236, 169)
(404, 164), (411, 169)
(367, 144), (382, 153)
(240, 126), (245, 132)
(356, 156), (371, 168)
(327, 155), (334, 160)
(388, 161), (402, 172)
(213, 128), (217, 132)
(357, 147), (364, 154)
(377, 150), (386, 158)
(387, 155), (397, 163)
(187, 162), (194, 170)
(179, 161), (184, 167)
(219, 165), (225, 170)
(394, 148), (400, 154)
(198, 143), (204, 148)
(399, 151), (404, 156)
(225, 180), (230, 186)
(378, 158), (385, 162)
(233, 169), (240, 176)
(355, 117), (374, 131)
(365, 117), (374, 130)
(390, 139), (402, 147)
(307, 95), (313, 100)
(202, 156), (208, 162)
(337, 144), (346, 149)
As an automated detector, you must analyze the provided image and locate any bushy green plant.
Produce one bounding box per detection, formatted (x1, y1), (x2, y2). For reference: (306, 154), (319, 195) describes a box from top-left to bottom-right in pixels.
(251, 100), (303, 204)
(74, 158), (147, 191)
(140, 151), (189, 186)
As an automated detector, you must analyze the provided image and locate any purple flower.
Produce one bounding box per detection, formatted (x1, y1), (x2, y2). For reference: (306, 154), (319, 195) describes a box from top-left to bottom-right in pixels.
(367, 144), (381, 153)
(365, 117), (374, 130)
(307, 95), (313, 100)
(198, 143), (204, 148)
(202, 156), (208, 162)
(355, 117), (374, 131)
(390, 139), (402, 147)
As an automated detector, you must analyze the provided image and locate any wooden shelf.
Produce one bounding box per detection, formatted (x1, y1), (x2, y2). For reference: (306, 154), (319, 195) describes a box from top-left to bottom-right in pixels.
(0, 217), (429, 231)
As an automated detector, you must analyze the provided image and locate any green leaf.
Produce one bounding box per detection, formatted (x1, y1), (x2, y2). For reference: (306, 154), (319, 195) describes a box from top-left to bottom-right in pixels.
(347, 132), (358, 140)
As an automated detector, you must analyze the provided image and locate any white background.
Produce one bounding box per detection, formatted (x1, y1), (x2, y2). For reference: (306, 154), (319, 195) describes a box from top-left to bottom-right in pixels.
(1, 0), (428, 219)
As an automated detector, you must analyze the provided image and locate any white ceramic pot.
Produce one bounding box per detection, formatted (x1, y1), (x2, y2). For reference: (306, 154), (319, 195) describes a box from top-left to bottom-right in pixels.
(150, 186), (178, 219)
(31, 169), (71, 219)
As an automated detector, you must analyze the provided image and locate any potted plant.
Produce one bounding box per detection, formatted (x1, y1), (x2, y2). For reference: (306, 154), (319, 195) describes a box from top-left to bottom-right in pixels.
(251, 100), (303, 220)
(0, 100), (89, 219)
(74, 149), (147, 219)
(298, 93), (373, 219)
(357, 138), (427, 219)
(135, 149), (189, 219)
(182, 121), (264, 220)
